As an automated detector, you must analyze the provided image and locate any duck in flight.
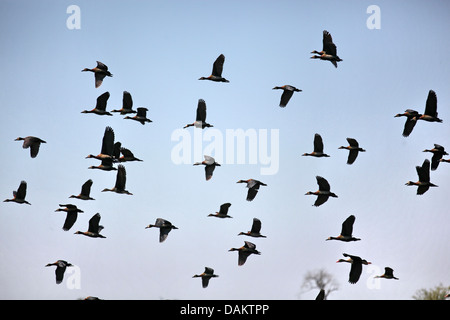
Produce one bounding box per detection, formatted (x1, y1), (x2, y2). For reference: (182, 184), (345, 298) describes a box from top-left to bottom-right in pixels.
(405, 159), (437, 195)
(81, 92), (112, 116)
(184, 99), (213, 129)
(302, 133), (330, 158)
(145, 218), (178, 243)
(236, 179), (267, 201)
(82, 61), (112, 88)
(272, 85), (302, 107)
(326, 215), (360, 242)
(15, 136), (46, 158)
(194, 155), (221, 181)
(199, 54), (229, 82)
(305, 176), (338, 207)
(4, 180), (31, 205)
(311, 30), (343, 68)
(193, 267), (219, 288)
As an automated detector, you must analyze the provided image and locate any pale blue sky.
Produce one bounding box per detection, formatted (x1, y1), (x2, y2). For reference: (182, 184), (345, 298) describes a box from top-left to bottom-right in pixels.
(0, 0), (449, 300)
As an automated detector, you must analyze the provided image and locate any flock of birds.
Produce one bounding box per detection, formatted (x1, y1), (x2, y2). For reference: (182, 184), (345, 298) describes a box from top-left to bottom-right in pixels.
(4, 29), (447, 299)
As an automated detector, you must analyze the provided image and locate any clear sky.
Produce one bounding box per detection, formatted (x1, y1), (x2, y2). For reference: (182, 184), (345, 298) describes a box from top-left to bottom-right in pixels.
(0, 0), (449, 300)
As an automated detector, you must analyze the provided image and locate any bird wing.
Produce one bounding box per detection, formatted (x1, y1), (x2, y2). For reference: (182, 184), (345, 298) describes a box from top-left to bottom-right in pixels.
(424, 90), (437, 117)
(384, 267), (394, 277)
(81, 179), (93, 196)
(95, 92), (110, 111)
(314, 194), (329, 207)
(244, 241), (256, 250)
(212, 54), (225, 77)
(122, 91), (133, 111)
(159, 227), (172, 242)
(347, 149), (359, 165)
(88, 213), (102, 233)
(313, 133), (324, 153)
(55, 265), (67, 284)
(341, 215), (355, 237)
(136, 107), (148, 117)
(316, 176), (330, 191)
(204, 267), (214, 275)
(115, 165), (127, 190)
(120, 147), (135, 158)
(203, 155), (215, 165)
(29, 141), (41, 158)
(196, 99), (207, 122)
(348, 260), (363, 284)
(246, 187), (258, 201)
(250, 218), (262, 233)
(101, 126), (115, 156)
(416, 159), (430, 182)
(219, 203), (231, 215)
(16, 181), (27, 200)
(96, 61), (108, 71)
(279, 90), (294, 107)
(63, 212), (78, 231)
(402, 117), (417, 137)
(95, 73), (107, 88)
(346, 138), (359, 148)
(201, 277), (211, 288)
(204, 164), (216, 181)
(238, 251), (251, 266)
(322, 30), (337, 56)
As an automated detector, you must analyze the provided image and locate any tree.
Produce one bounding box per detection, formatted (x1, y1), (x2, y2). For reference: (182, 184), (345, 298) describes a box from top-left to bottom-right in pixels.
(412, 283), (450, 300)
(298, 268), (339, 300)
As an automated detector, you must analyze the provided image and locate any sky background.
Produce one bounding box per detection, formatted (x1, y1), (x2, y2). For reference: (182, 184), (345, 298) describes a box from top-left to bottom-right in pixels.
(0, 0), (449, 300)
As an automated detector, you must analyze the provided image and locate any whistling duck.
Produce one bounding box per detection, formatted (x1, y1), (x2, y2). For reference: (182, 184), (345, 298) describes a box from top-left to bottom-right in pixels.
(315, 289), (325, 300)
(374, 267), (399, 280)
(326, 215), (360, 242)
(81, 92), (112, 116)
(15, 136), (46, 158)
(117, 147), (143, 162)
(405, 159), (437, 195)
(394, 109), (420, 137)
(208, 203), (232, 218)
(14, 136), (47, 158)
(101, 164), (133, 195)
(413, 90), (443, 123)
(74, 213), (106, 238)
(194, 155), (221, 181)
(272, 85), (302, 107)
(193, 267), (219, 288)
(184, 99), (213, 129)
(124, 107), (152, 125)
(70, 179), (95, 200)
(238, 218), (266, 238)
(4, 180), (31, 205)
(111, 91), (137, 114)
(86, 126), (115, 161)
(338, 138), (366, 165)
(45, 260), (73, 284)
(145, 218), (178, 243)
(423, 144), (448, 170)
(236, 179), (267, 201)
(82, 61), (112, 88)
(229, 241), (261, 266)
(55, 204), (84, 231)
(337, 253), (371, 284)
(199, 54), (229, 82)
(302, 133), (330, 157)
(311, 30), (343, 68)
(305, 176), (338, 207)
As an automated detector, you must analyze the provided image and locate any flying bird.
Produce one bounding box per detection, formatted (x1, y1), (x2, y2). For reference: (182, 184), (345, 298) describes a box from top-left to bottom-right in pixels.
(70, 179), (95, 200)
(208, 203), (232, 218)
(15, 136), (46, 158)
(305, 176), (338, 207)
(193, 267), (219, 288)
(326, 215), (360, 242)
(124, 107), (152, 125)
(86, 126), (116, 161)
(337, 253), (371, 284)
(4, 180), (31, 205)
(74, 213), (106, 238)
(394, 109), (420, 137)
(101, 164), (133, 195)
(111, 91), (137, 114)
(193, 155), (221, 181)
(45, 260), (73, 284)
(184, 99), (213, 129)
(338, 138), (366, 165)
(81, 91), (112, 116)
(311, 30), (343, 68)
(405, 159), (437, 195)
(116, 147), (143, 162)
(302, 133), (330, 158)
(229, 241), (261, 266)
(238, 218), (266, 238)
(272, 85), (302, 107)
(199, 54), (229, 82)
(423, 144), (448, 171)
(374, 267), (399, 280)
(145, 218), (178, 243)
(82, 61), (113, 88)
(236, 179), (267, 201)
(55, 204), (84, 231)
